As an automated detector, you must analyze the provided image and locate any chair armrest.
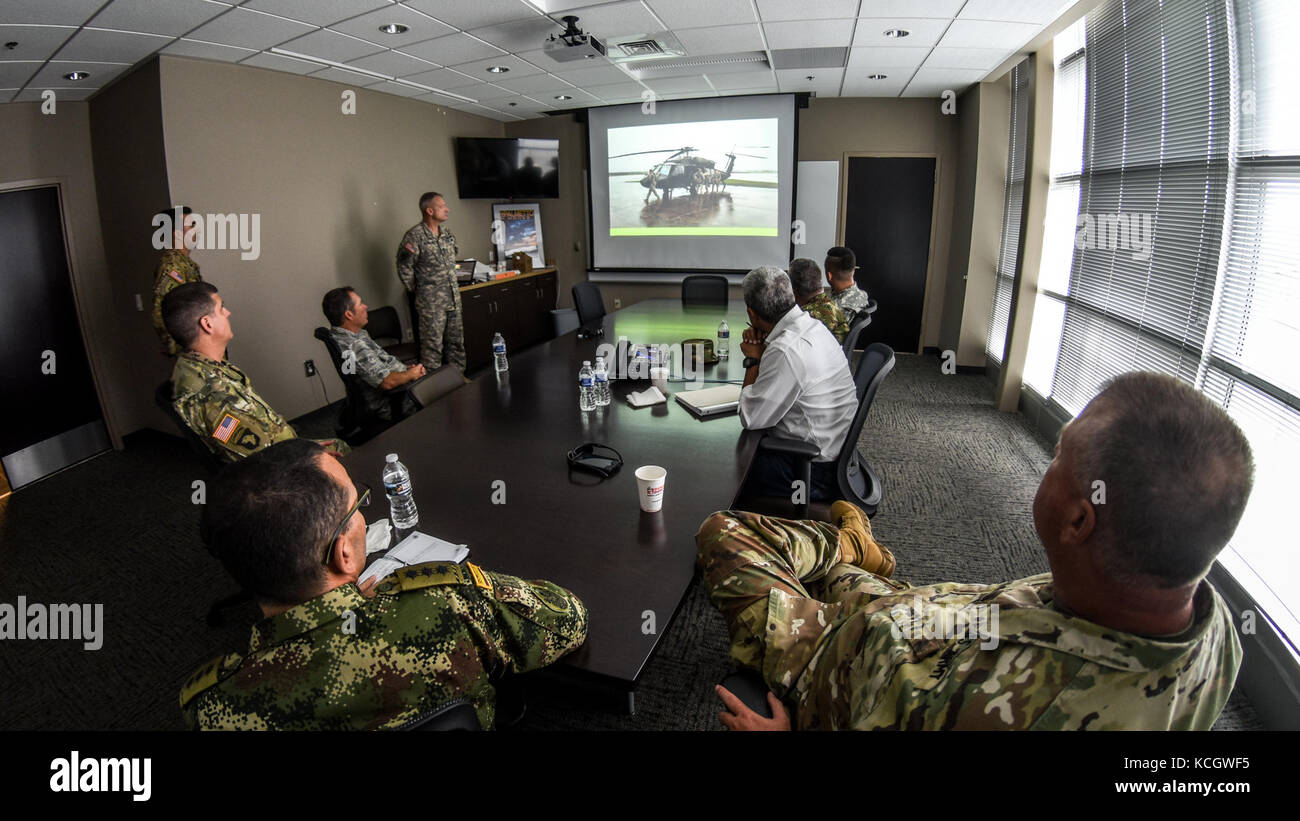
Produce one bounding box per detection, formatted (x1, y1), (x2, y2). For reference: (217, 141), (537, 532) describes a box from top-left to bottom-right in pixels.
(755, 436), (820, 460)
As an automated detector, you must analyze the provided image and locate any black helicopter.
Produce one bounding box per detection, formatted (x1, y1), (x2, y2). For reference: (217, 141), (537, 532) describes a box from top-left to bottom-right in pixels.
(610, 146), (767, 201)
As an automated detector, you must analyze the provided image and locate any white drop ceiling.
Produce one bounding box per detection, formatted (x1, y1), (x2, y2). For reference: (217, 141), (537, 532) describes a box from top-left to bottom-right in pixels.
(0, 0), (1077, 120)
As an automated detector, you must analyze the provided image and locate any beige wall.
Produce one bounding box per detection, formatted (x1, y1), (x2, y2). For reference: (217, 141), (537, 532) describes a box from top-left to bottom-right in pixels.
(0, 101), (123, 445)
(157, 56), (504, 420)
(89, 58), (175, 440)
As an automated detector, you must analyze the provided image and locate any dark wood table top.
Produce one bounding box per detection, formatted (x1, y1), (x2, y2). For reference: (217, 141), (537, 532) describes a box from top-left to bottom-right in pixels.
(343, 298), (760, 687)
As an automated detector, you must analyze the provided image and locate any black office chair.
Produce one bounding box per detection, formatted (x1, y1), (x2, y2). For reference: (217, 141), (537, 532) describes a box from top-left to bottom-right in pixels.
(739, 343), (896, 520)
(841, 313), (872, 357)
(153, 380), (225, 474)
(366, 305), (418, 364)
(681, 274), (729, 307)
(572, 281), (606, 327)
(395, 699), (481, 731)
(865, 298), (878, 315)
(314, 327), (425, 445)
(550, 308), (580, 338)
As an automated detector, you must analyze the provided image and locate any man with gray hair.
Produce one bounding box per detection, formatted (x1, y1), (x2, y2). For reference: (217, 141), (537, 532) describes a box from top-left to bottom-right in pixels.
(738, 265), (857, 501)
(788, 258), (849, 344)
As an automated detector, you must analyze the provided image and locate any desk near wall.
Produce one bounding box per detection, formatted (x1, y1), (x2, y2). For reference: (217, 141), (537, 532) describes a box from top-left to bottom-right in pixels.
(459, 267), (558, 371)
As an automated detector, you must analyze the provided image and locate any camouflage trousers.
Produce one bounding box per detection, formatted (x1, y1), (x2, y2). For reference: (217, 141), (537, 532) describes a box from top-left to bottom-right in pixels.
(696, 510), (910, 727)
(415, 287), (466, 372)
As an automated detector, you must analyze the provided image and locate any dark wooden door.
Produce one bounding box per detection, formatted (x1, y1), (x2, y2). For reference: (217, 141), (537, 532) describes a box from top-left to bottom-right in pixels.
(842, 156), (935, 352)
(460, 290), (495, 371)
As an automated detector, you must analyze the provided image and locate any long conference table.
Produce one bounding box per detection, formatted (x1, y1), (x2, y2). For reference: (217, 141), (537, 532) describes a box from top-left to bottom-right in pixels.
(342, 298), (761, 710)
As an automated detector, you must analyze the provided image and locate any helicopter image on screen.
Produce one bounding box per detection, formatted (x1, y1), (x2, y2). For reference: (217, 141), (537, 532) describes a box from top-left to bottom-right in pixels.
(610, 146), (767, 204)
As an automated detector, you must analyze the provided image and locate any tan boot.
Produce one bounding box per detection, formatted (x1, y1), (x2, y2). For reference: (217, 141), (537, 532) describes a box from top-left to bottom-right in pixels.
(830, 500), (895, 577)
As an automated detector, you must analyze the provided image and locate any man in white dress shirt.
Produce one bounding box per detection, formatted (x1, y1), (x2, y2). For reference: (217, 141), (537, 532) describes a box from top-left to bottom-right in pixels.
(737, 266), (858, 501)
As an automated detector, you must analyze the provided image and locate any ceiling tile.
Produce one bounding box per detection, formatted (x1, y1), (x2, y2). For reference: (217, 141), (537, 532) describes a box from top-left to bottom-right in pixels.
(550, 87), (599, 107)
(642, 75), (712, 93)
(403, 66), (482, 89)
(763, 20), (853, 50)
(775, 67), (844, 93)
(939, 19), (1041, 49)
(904, 66), (984, 95)
(15, 85), (97, 100)
(309, 65), (388, 86)
(242, 0), (393, 27)
(545, 62), (629, 86)
(0, 25), (78, 62)
(55, 28), (174, 64)
(1, 0), (106, 26)
(584, 80), (647, 100)
(958, 0), (1073, 24)
(188, 8), (316, 51)
(401, 0), (542, 30)
(454, 53), (543, 78)
(676, 24), (765, 55)
(857, 0), (964, 17)
(0, 62), (43, 87)
(400, 32), (505, 65)
(840, 73), (908, 96)
(162, 38), (257, 62)
(467, 82), (521, 100)
(371, 78), (429, 96)
(707, 70), (776, 90)
(90, 0), (233, 37)
(468, 16), (563, 53)
(847, 46), (930, 69)
(331, 4), (455, 48)
(853, 18), (949, 47)
(644, 0), (756, 30)
(923, 46), (1012, 70)
(494, 71), (578, 94)
(27, 60), (131, 87)
(757, 0), (857, 22)
(553, 2), (661, 40)
(347, 48), (439, 76)
(239, 51), (326, 74)
(278, 28), (388, 62)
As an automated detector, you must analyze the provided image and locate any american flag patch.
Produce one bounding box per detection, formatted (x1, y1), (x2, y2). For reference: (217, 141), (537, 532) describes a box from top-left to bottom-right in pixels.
(213, 413), (239, 443)
(404, 242), (416, 254)
(168, 269), (184, 283)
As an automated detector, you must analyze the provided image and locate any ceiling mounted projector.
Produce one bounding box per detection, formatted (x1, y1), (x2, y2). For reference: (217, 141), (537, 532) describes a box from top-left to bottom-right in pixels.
(544, 15), (606, 63)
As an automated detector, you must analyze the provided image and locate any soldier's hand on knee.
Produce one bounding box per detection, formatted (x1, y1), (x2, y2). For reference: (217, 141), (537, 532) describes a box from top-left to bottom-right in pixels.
(715, 685), (791, 731)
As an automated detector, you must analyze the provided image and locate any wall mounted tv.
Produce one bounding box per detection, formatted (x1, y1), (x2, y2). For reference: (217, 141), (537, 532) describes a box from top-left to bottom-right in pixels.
(455, 137), (560, 199)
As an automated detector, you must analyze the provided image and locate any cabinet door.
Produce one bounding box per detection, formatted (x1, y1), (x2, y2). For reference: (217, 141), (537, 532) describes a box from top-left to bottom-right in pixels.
(513, 278), (545, 348)
(488, 283), (520, 356)
(538, 271), (557, 315)
(460, 290), (495, 371)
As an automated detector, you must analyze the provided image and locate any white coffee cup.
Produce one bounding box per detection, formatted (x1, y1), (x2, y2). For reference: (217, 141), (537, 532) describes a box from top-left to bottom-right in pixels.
(650, 366), (669, 395)
(635, 465), (667, 512)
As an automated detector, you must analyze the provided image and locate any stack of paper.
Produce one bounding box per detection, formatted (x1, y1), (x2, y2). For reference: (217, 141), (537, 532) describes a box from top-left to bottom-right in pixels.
(359, 530), (470, 586)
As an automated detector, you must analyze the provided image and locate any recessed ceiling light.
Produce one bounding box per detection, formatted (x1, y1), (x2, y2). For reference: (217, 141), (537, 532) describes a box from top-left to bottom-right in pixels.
(63, 71), (90, 80)
(883, 28), (909, 38)
(867, 73), (888, 80)
(507, 102), (518, 106)
(378, 23), (408, 35)
(486, 65), (509, 73)
(554, 94), (572, 100)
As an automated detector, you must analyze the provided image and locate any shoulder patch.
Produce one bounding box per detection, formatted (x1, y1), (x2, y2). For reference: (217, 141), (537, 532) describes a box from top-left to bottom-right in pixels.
(168, 269), (184, 283)
(466, 562), (492, 593)
(404, 242), (417, 254)
(179, 652), (243, 709)
(377, 562), (468, 595)
(212, 413), (240, 443)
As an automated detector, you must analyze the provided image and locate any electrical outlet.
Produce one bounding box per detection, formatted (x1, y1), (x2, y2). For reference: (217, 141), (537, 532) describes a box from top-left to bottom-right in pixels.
(304, 359), (316, 377)
(133, 293), (144, 312)
(614, 297), (622, 309)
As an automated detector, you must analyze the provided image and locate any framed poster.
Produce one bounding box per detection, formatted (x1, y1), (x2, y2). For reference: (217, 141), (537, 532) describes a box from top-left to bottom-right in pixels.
(492, 203), (545, 269)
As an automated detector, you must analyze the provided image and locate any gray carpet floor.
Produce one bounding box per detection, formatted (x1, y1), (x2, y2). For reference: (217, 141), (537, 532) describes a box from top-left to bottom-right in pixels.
(0, 353), (1262, 730)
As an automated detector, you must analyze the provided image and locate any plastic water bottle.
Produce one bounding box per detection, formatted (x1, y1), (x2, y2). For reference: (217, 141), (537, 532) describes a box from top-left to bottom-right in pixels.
(493, 332), (508, 373)
(594, 356), (611, 406)
(717, 320), (730, 360)
(382, 453), (419, 530)
(579, 361), (596, 411)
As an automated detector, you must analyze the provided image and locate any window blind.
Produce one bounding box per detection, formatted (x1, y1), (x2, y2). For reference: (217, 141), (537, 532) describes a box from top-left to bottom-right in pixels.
(986, 59), (1030, 363)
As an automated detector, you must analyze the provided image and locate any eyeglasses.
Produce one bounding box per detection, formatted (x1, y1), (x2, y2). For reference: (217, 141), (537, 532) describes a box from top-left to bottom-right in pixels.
(322, 482), (371, 565)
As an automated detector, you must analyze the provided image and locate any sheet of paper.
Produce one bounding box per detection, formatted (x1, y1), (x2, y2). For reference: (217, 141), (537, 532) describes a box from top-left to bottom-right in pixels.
(627, 386), (667, 407)
(359, 530), (469, 586)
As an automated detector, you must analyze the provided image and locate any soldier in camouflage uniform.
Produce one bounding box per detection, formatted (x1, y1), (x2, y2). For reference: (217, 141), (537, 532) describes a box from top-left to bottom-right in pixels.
(397, 192), (465, 372)
(181, 439), (587, 730)
(788, 258), (849, 343)
(322, 286), (426, 422)
(163, 283), (348, 462)
(700, 371), (1253, 730)
(825, 245), (871, 326)
(150, 206), (202, 357)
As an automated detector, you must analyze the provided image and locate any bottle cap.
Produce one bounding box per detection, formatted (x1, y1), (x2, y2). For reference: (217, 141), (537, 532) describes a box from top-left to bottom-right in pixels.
(386, 453), (398, 463)
(583, 360), (591, 366)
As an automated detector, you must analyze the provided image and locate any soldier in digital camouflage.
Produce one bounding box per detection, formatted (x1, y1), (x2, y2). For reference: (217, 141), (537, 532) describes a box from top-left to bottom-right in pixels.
(825, 245), (870, 327)
(397, 191), (466, 372)
(162, 282), (348, 462)
(788, 257), (849, 344)
(180, 439), (588, 730)
(151, 206), (202, 357)
(322, 286), (426, 422)
(699, 371), (1253, 730)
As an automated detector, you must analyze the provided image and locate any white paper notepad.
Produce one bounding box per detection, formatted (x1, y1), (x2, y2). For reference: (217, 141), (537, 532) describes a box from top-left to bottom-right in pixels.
(359, 531), (469, 587)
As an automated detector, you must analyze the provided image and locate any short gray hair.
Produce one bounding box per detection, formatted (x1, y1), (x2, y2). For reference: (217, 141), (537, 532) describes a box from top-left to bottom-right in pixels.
(787, 258), (823, 298)
(742, 266), (796, 323)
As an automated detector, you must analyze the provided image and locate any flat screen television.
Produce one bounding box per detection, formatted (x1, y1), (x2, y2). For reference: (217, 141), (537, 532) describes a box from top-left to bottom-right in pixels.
(455, 137), (560, 199)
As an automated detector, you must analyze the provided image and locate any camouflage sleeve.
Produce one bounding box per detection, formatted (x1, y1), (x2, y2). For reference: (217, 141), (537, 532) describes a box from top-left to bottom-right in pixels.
(831, 307), (849, 344)
(470, 570), (589, 675)
(178, 389), (296, 462)
(396, 230), (418, 292)
(152, 270), (184, 357)
(350, 336), (405, 389)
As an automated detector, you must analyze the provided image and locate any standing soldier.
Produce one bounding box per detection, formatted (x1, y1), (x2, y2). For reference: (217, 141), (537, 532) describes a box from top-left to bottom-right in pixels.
(151, 205), (201, 357)
(397, 192), (465, 372)
(644, 167), (660, 204)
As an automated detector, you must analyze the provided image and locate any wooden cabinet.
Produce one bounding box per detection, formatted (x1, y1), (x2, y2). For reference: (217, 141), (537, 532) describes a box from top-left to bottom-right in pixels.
(460, 269), (558, 372)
